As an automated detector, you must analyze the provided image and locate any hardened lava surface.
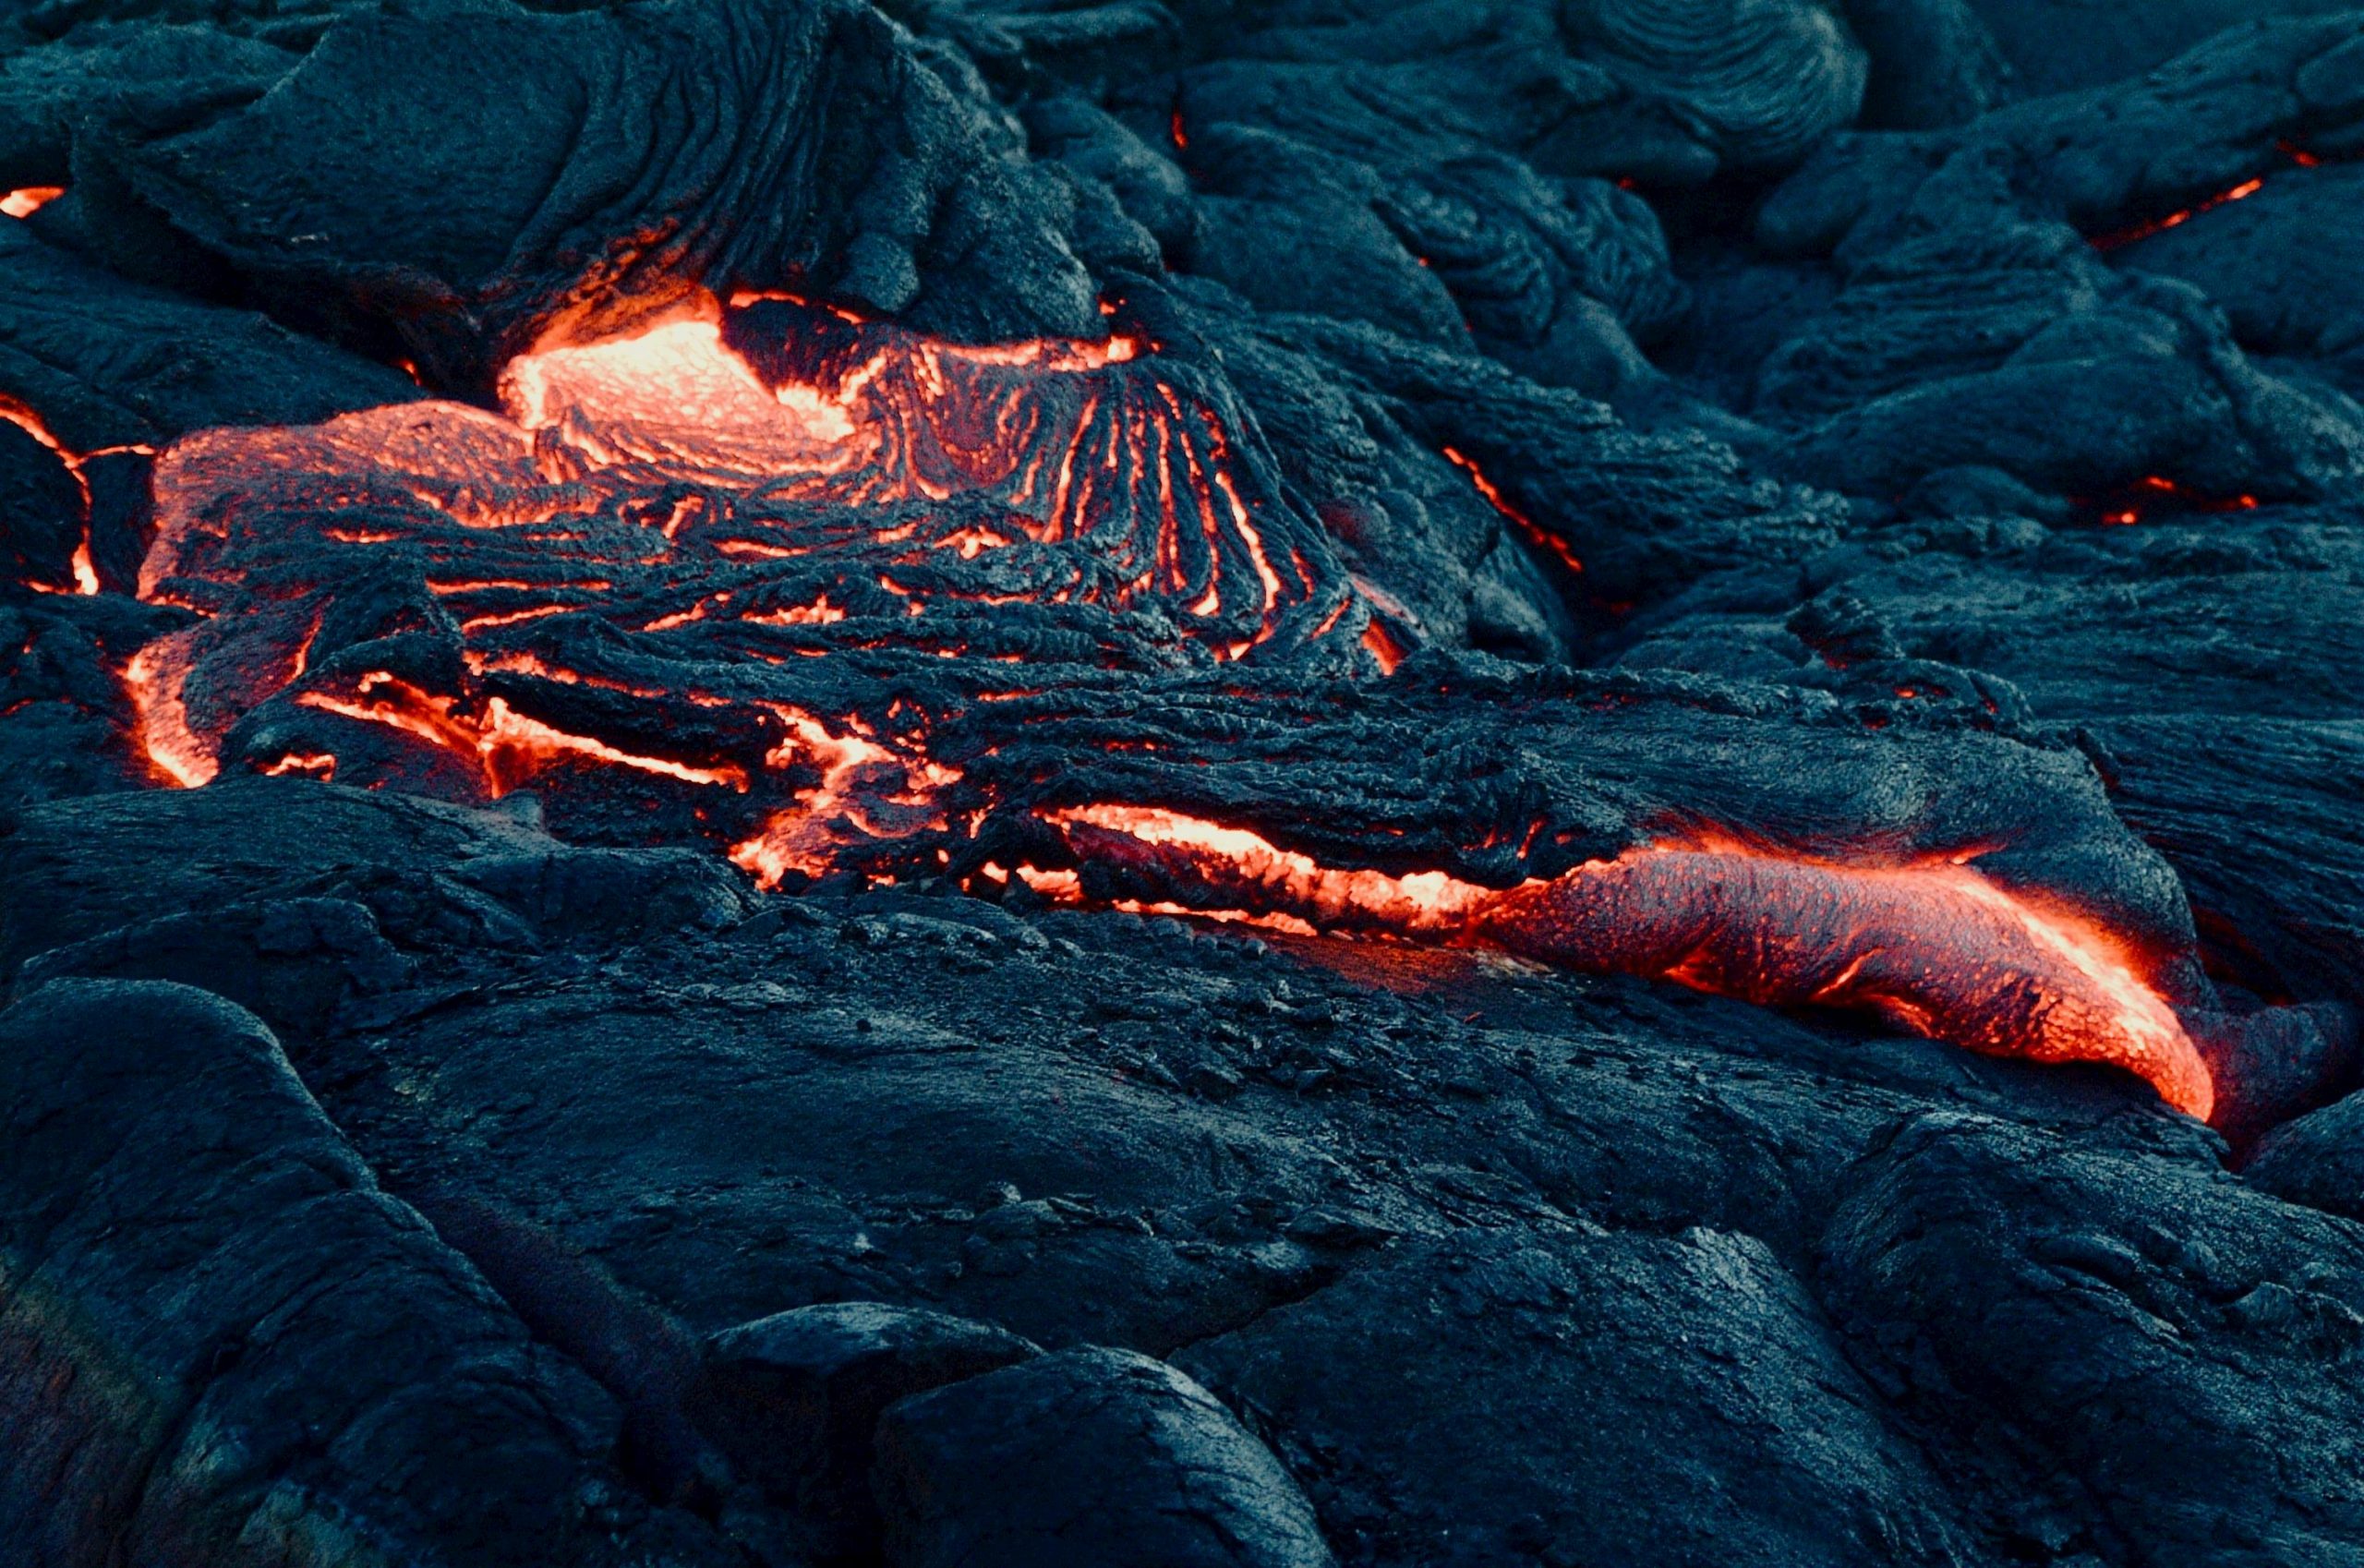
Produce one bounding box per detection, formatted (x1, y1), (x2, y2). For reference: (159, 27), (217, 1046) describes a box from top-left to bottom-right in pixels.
(4, 2), (2364, 1565)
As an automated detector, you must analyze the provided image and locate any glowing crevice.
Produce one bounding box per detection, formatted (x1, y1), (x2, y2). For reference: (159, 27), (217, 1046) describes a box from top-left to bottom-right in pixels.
(1, 187), (62, 220)
(0, 393), (152, 597)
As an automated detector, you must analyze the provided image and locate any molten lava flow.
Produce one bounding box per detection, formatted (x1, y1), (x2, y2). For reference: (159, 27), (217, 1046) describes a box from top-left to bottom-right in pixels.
(479, 698), (750, 793)
(1478, 840), (2210, 1120)
(123, 641), (215, 788)
(1012, 807), (2213, 1120)
(105, 282), (2225, 1122)
(145, 289), (1337, 664)
(729, 707), (945, 888)
(1035, 804), (1492, 932)
(114, 283), (1376, 871)
(260, 752), (338, 780)
(1, 187), (61, 219)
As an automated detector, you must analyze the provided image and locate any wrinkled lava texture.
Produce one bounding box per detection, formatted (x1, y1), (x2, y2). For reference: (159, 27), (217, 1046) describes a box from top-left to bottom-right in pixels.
(5, 0), (2364, 1563)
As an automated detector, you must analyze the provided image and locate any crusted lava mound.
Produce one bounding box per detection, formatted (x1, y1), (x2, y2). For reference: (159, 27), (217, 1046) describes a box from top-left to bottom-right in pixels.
(4, 1), (2364, 1564)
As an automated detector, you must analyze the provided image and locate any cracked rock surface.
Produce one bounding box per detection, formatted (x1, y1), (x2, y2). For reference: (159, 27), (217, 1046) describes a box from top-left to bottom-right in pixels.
(0, 1), (2362, 1564)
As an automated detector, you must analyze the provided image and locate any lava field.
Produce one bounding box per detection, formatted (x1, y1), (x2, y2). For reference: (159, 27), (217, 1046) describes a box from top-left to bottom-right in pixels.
(3, 0), (2364, 1563)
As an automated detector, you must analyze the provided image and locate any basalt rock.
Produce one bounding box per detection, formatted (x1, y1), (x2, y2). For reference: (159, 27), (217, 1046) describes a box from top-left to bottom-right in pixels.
(698, 1302), (1041, 1557)
(874, 1345), (1335, 1568)
(0, 0), (2360, 1562)
(0, 978), (738, 1566)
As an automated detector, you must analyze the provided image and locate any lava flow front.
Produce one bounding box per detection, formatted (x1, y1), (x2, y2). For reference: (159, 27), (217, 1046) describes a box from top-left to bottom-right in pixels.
(43, 284), (2227, 1123)
(1006, 806), (2213, 1120)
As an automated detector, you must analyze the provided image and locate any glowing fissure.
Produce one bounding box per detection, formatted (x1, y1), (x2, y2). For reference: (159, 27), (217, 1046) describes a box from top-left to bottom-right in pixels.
(292, 671), (752, 796)
(1443, 445), (1583, 576)
(1012, 807), (2213, 1119)
(2088, 143), (2329, 253)
(0, 394), (151, 597)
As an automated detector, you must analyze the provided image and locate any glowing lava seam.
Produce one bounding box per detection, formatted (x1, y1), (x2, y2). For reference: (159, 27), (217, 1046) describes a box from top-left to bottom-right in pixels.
(1014, 805), (2213, 1120)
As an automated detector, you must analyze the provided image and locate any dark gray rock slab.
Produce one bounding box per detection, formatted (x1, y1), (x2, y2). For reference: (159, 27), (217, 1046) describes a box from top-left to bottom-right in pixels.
(1176, 1226), (1978, 1568)
(874, 1344), (1334, 1568)
(696, 1301), (1040, 1556)
(0, 977), (736, 1565)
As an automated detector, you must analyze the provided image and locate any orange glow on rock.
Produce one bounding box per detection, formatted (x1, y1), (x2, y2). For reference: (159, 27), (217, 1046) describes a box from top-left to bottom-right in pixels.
(0, 394), (119, 597)
(2085, 474), (2262, 527)
(2092, 166), (2285, 252)
(123, 640), (216, 788)
(76, 271), (2250, 1127)
(295, 671), (750, 795)
(742, 594), (847, 626)
(728, 706), (935, 888)
(0, 393), (151, 596)
(1015, 806), (2213, 1120)
(479, 697), (750, 793)
(1, 187), (62, 219)
(1481, 840), (2211, 1121)
(1442, 445), (1583, 575)
(1043, 804), (1494, 932)
(260, 752), (338, 780)
(145, 289), (1324, 666)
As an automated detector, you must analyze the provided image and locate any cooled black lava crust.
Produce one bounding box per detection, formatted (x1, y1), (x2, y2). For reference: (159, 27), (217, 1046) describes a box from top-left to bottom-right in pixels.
(3, 3), (2364, 1565)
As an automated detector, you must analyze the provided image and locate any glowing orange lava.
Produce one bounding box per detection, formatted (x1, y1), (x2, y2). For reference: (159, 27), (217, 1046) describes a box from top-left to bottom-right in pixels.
(123, 641), (216, 788)
(1, 187), (62, 219)
(1012, 807), (2213, 1119)
(260, 752), (338, 780)
(290, 670), (752, 797)
(0, 394), (151, 596)
(728, 707), (942, 888)
(2088, 474), (2261, 526)
(95, 283), (2228, 1125)
(147, 289), (1325, 659)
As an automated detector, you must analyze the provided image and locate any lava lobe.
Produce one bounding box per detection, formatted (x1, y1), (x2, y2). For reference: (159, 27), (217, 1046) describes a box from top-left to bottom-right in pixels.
(1013, 806), (2213, 1120)
(66, 283), (2280, 1128)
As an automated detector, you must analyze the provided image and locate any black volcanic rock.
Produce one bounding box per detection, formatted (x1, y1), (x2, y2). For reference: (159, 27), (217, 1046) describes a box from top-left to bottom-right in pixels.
(874, 1345), (1335, 1568)
(53, 0), (1105, 384)
(15, 893), (413, 1036)
(1967, 0), (2361, 97)
(0, 0), (2359, 1560)
(0, 210), (424, 452)
(1822, 1109), (2364, 1567)
(0, 978), (737, 1565)
(698, 1302), (1041, 1556)
(0, 416), (83, 587)
(1175, 1227), (1979, 1567)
